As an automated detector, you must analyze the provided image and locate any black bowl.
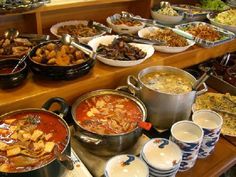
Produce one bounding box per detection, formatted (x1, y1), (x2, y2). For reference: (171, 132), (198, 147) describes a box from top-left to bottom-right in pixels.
(0, 58), (28, 89)
(28, 40), (95, 80)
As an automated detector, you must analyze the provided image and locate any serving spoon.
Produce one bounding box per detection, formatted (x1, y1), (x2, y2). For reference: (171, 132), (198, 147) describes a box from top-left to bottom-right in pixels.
(4, 28), (19, 40)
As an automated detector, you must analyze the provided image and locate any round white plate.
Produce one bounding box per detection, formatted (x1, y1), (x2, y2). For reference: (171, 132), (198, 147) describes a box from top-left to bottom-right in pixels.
(138, 27), (195, 53)
(88, 35), (155, 67)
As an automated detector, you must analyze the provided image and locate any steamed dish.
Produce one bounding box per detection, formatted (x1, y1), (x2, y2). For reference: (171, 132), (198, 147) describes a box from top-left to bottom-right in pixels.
(0, 112), (68, 172)
(215, 9), (236, 26)
(141, 71), (193, 94)
(75, 94), (143, 135)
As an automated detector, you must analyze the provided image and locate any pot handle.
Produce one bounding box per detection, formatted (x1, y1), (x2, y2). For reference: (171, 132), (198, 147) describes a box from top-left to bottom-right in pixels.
(74, 131), (104, 146)
(127, 75), (141, 93)
(115, 85), (136, 96)
(42, 97), (69, 118)
(54, 145), (74, 170)
(196, 83), (208, 96)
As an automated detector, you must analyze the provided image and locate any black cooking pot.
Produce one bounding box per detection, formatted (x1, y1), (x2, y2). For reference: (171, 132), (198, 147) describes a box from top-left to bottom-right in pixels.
(28, 40), (95, 80)
(0, 97), (73, 177)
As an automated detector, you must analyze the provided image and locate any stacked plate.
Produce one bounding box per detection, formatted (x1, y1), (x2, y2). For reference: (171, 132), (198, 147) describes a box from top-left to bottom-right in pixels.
(140, 138), (182, 177)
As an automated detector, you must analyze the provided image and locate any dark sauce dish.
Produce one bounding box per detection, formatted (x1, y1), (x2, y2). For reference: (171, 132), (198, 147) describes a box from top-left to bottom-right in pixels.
(28, 40), (95, 80)
(0, 58), (28, 89)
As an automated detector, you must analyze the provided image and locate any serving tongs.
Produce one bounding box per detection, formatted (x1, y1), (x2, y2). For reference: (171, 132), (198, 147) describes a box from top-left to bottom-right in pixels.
(118, 34), (166, 46)
(87, 20), (112, 34)
(121, 11), (198, 42)
(61, 34), (97, 59)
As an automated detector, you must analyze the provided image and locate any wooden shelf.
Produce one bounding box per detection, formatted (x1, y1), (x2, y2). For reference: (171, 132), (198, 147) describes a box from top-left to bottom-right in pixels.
(1, 40), (236, 115)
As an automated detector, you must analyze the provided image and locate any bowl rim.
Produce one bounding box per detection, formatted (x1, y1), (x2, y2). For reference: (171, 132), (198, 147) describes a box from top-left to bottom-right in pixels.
(0, 58), (27, 76)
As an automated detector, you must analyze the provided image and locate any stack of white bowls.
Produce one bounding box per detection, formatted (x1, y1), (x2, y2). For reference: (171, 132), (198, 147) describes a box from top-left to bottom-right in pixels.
(140, 138), (182, 177)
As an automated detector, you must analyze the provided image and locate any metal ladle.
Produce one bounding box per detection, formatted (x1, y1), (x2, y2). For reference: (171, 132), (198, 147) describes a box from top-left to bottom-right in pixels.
(192, 68), (213, 91)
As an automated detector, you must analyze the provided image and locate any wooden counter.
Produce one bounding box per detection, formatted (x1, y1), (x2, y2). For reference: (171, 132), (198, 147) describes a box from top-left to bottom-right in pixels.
(1, 40), (236, 115)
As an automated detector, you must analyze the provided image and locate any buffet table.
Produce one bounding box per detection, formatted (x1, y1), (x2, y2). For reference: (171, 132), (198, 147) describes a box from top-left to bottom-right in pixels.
(0, 0), (236, 177)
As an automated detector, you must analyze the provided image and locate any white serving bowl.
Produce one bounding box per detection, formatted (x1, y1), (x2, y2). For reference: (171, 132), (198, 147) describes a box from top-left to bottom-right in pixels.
(106, 14), (145, 34)
(141, 138), (182, 171)
(105, 154), (149, 177)
(138, 27), (195, 53)
(207, 14), (236, 33)
(50, 20), (107, 43)
(88, 35), (155, 67)
(151, 10), (184, 25)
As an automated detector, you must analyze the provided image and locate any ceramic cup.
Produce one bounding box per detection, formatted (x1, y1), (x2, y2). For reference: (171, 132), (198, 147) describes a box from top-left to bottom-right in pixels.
(170, 121), (203, 171)
(105, 154), (149, 177)
(192, 110), (223, 158)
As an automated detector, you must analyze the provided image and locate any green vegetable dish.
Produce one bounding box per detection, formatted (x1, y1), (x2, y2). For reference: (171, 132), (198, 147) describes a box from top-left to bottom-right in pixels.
(200, 0), (230, 11)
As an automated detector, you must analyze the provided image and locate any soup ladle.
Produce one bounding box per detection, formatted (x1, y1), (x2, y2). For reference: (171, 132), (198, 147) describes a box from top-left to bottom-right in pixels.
(192, 68), (213, 91)
(11, 54), (28, 73)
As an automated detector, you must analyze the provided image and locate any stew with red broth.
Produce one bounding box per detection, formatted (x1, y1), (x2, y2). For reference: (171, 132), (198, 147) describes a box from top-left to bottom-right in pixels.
(76, 94), (143, 135)
(0, 112), (68, 172)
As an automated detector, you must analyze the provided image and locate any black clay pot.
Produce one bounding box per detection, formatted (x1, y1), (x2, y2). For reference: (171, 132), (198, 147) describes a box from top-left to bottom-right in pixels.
(0, 58), (28, 89)
(28, 40), (95, 80)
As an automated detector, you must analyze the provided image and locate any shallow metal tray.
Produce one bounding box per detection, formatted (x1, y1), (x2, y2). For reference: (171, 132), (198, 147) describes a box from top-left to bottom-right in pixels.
(175, 21), (235, 48)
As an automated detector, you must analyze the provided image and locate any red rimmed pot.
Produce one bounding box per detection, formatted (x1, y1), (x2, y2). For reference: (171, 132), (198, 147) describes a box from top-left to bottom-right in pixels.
(0, 97), (73, 177)
(71, 89), (148, 156)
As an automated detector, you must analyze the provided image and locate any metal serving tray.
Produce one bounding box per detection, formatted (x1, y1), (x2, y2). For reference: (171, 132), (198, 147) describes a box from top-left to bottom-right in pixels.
(172, 4), (209, 21)
(175, 21), (235, 48)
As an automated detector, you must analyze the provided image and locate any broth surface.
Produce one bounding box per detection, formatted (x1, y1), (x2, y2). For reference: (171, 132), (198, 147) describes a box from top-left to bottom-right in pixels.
(141, 71), (193, 94)
(0, 112), (68, 172)
(76, 94), (143, 135)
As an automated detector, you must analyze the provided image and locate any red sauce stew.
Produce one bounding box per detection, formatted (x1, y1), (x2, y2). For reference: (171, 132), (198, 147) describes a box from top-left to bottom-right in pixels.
(76, 94), (143, 135)
(0, 111), (68, 172)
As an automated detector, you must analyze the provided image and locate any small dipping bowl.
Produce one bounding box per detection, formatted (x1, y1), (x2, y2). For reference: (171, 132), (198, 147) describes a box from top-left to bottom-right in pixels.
(105, 154), (149, 177)
(0, 58), (28, 89)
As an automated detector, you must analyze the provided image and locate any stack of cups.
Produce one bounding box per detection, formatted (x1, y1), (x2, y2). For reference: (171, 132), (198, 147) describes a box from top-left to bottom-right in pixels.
(170, 121), (203, 171)
(192, 110), (223, 158)
(140, 138), (182, 177)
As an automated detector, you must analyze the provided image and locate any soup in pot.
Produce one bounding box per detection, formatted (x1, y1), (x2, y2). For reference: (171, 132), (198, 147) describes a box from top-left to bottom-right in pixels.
(76, 94), (143, 135)
(0, 112), (68, 172)
(141, 71), (193, 94)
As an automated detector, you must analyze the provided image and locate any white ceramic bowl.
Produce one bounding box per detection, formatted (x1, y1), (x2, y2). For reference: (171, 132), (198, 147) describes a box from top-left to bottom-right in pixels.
(105, 154), (149, 177)
(207, 14), (236, 33)
(50, 20), (107, 43)
(138, 27), (195, 53)
(141, 138), (182, 171)
(106, 14), (145, 34)
(88, 35), (155, 67)
(151, 10), (184, 25)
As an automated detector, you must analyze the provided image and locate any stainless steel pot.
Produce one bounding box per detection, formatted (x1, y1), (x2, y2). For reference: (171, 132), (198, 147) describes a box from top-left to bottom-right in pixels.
(71, 89), (147, 156)
(127, 66), (208, 130)
(0, 97), (73, 177)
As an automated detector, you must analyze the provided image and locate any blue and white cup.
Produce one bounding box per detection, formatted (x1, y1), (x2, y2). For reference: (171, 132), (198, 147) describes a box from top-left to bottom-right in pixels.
(192, 110), (223, 159)
(170, 121), (203, 171)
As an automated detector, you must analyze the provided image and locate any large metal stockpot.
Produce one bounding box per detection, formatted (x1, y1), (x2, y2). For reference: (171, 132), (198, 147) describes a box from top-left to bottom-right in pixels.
(127, 66), (208, 130)
(71, 89), (147, 156)
(0, 97), (73, 177)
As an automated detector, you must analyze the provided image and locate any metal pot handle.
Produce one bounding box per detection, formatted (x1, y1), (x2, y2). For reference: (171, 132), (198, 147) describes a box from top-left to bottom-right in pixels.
(54, 145), (74, 170)
(196, 83), (208, 96)
(115, 85), (136, 96)
(42, 97), (69, 118)
(74, 131), (104, 146)
(127, 75), (141, 93)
